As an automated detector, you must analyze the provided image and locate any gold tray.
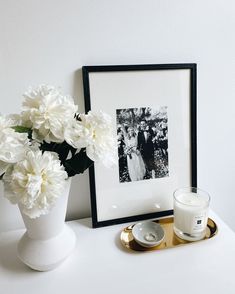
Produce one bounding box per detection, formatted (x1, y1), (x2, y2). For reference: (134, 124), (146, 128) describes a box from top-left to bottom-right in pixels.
(120, 217), (218, 252)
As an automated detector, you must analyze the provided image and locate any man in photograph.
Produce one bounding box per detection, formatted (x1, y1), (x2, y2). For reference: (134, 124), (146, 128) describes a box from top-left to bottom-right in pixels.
(137, 119), (156, 179)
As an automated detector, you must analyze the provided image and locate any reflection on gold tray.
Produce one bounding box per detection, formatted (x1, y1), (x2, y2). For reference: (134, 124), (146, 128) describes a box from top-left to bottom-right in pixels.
(120, 217), (218, 252)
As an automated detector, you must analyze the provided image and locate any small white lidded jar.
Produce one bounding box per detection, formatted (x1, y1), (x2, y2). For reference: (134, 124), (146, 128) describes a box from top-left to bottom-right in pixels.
(173, 187), (210, 241)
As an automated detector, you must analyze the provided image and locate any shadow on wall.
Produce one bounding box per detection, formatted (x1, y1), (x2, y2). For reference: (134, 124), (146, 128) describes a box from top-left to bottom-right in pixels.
(65, 69), (91, 222)
(73, 68), (85, 112)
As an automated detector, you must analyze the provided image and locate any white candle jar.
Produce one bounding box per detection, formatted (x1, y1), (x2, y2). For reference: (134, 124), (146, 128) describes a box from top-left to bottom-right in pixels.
(173, 187), (210, 241)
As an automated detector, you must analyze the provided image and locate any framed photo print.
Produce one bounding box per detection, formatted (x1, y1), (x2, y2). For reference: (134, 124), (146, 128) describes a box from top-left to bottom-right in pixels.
(82, 64), (197, 228)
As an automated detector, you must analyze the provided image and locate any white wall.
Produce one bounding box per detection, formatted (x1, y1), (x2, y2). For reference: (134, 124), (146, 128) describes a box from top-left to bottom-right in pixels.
(0, 0), (235, 232)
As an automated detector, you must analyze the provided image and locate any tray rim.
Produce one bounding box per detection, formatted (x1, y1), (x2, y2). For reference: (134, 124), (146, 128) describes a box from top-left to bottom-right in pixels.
(120, 217), (218, 252)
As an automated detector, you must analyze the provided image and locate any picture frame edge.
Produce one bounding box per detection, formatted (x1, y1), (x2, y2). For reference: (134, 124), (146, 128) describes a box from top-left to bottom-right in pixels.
(82, 63), (197, 228)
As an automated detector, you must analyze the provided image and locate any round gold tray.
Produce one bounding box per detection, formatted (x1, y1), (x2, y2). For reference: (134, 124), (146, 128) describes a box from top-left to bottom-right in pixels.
(120, 217), (218, 252)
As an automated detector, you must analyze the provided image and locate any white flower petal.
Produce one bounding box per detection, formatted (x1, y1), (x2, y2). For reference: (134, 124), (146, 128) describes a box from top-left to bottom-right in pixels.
(0, 161), (10, 176)
(0, 115), (30, 176)
(3, 150), (68, 219)
(21, 85), (78, 142)
(65, 111), (116, 167)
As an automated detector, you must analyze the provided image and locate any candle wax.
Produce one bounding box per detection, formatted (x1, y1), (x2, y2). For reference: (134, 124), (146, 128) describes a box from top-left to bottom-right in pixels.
(174, 192), (209, 235)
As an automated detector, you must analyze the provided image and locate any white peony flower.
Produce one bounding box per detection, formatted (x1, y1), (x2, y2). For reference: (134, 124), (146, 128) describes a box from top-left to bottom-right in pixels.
(65, 111), (116, 166)
(0, 115), (30, 176)
(0, 114), (16, 130)
(3, 150), (68, 218)
(21, 85), (78, 143)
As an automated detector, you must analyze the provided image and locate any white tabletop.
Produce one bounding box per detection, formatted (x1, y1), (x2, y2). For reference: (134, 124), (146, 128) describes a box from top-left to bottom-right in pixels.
(0, 211), (235, 294)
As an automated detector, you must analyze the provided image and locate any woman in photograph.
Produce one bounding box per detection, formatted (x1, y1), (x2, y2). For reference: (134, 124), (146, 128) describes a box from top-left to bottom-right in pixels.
(124, 127), (146, 182)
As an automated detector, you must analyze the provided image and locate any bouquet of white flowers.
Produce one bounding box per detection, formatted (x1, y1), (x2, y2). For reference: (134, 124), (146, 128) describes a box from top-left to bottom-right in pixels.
(0, 85), (115, 218)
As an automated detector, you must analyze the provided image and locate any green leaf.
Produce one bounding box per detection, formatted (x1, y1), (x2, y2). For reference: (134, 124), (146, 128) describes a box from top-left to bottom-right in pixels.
(52, 141), (71, 164)
(64, 149), (94, 177)
(40, 141), (75, 165)
(40, 142), (93, 176)
(40, 142), (58, 153)
(12, 126), (31, 133)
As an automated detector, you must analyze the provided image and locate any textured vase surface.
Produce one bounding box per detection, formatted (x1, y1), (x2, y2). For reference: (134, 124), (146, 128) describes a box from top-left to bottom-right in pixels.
(17, 178), (76, 271)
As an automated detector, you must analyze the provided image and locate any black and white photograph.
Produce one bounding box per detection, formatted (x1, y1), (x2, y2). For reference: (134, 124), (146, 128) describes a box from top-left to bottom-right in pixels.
(116, 106), (169, 183)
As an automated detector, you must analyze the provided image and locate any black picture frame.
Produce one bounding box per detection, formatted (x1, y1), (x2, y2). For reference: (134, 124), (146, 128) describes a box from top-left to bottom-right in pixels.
(82, 63), (197, 228)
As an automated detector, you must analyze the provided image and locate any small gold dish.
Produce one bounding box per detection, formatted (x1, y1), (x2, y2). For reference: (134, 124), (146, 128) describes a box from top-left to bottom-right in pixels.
(120, 217), (218, 252)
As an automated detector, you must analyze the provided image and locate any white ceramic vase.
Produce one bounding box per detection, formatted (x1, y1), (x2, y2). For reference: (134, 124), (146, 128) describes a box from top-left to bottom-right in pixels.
(17, 178), (76, 271)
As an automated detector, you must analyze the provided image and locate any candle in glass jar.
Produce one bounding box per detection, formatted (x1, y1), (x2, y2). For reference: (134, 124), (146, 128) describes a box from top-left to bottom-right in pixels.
(173, 188), (210, 241)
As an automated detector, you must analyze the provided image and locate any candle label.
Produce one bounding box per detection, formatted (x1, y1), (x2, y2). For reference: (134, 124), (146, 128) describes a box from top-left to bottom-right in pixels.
(192, 214), (206, 232)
